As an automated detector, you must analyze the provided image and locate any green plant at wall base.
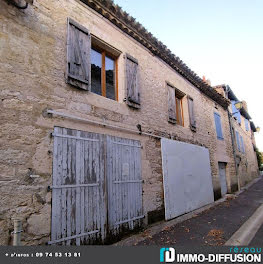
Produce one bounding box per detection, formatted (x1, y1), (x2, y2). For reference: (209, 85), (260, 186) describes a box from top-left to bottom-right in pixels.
(255, 148), (263, 171)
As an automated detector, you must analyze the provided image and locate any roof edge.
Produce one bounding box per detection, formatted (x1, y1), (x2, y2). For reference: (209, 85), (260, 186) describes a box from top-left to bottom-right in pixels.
(250, 121), (257, 132)
(80, 0), (230, 109)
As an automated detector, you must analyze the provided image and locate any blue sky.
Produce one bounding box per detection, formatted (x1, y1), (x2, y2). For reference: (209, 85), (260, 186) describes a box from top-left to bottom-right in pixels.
(114, 0), (263, 151)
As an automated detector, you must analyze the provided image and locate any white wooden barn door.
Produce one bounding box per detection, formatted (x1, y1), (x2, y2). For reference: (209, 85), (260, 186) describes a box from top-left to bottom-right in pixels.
(50, 128), (143, 244)
(50, 127), (106, 245)
(106, 136), (144, 238)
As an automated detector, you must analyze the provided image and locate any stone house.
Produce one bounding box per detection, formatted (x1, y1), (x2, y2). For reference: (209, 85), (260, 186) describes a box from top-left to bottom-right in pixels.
(0, 0), (258, 245)
(214, 85), (259, 188)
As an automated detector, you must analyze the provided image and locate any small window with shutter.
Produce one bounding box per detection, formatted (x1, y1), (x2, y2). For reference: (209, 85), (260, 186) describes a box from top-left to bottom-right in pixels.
(67, 19), (120, 100)
(125, 54), (140, 108)
(167, 83), (185, 126)
(66, 18), (91, 91)
(188, 96), (196, 131)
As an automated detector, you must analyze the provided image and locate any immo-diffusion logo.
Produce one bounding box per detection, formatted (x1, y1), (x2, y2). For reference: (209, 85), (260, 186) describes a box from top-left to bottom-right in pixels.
(160, 248), (175, 263)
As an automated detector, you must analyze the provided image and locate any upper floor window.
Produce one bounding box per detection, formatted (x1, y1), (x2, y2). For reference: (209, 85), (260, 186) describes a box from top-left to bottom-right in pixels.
(91, 47), (117, 100)
(214, 112), (224, 140)
(66, 18), (119, 101)
(167, 83), (185, 126)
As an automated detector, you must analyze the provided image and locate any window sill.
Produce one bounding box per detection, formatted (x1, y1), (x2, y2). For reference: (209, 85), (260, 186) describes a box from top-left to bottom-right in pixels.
(86, 92), (129, 115)
(89, 91), (118, 102)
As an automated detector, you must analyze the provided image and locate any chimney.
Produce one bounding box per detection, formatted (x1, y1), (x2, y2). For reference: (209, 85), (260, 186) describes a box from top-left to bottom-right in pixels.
(203, 76), (211, 86)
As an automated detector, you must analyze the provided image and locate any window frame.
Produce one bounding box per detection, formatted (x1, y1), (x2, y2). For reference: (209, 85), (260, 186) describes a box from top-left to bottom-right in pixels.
(90, 43), (119, 101)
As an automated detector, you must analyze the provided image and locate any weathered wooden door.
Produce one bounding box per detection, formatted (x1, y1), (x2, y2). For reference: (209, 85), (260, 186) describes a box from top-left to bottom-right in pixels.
(218, 162), (227, 197)
(106, 136), (143, 239)
(50, 127), (106, 245)
(50, 128), (143, 245)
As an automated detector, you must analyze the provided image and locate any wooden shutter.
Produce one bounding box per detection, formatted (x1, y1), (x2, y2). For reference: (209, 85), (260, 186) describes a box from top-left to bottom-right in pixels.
(167, 84), (176, 124)
(67, 18), (91, 90)
(214, 112), (223, 139)
(240, 135), (245, 153)
(126, 54), (140, 108)
(236, 131), (240, 151)
(188, 96), (196, 131)
(245, 119), (250, 131)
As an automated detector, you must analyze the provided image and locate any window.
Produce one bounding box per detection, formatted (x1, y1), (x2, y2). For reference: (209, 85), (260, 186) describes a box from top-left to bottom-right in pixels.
(66, 18), (119, 101)
(91, 47), (118, 100)
(175, 95), (184, 126)
(167, 83), (185, 126)
(245, 119), (250, 131)
(214, 112), (223, 140)
(231, 100), (241, 124)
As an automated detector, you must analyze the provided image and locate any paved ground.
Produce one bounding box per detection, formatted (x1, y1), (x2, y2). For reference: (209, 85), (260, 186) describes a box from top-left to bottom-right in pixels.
(249, 223), (263, 245)
(116, 177), (263, 246)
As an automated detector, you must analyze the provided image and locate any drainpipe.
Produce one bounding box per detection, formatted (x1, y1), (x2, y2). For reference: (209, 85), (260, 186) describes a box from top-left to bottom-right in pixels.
(226, 85), (240, 191)
(13, 219), (23, 246)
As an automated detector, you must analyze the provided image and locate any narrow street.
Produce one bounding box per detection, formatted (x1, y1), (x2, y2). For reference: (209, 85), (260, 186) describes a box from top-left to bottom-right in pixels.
(116, 177), (263, 246)
(249, 222), (263, 245)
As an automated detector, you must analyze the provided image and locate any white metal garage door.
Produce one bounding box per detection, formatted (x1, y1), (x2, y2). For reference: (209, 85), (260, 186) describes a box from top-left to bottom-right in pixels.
(161, 138), (214, 220)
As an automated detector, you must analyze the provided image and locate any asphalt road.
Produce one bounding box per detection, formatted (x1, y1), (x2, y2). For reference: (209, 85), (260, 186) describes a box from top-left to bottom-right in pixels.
(249, 223), (263, 245)
(135, 177), (263, 246)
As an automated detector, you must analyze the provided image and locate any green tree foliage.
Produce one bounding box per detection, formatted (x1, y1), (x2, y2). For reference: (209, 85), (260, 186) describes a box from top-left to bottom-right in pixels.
(255, 148), (263, 170)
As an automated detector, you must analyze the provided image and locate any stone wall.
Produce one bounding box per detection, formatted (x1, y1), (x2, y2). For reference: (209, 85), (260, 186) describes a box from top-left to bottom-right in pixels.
(0, 0), (238, 244)
(230, 114), (259, 188)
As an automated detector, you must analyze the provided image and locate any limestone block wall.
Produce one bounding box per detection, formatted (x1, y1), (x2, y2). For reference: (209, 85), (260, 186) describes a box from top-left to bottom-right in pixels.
(0, 0), (236, 244)
(230, 115), (259, 187)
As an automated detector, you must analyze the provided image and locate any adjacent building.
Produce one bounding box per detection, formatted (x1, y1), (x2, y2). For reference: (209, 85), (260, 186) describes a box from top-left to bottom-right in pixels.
(214, 85), (259, 188)
(0, 0), (259, 245)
